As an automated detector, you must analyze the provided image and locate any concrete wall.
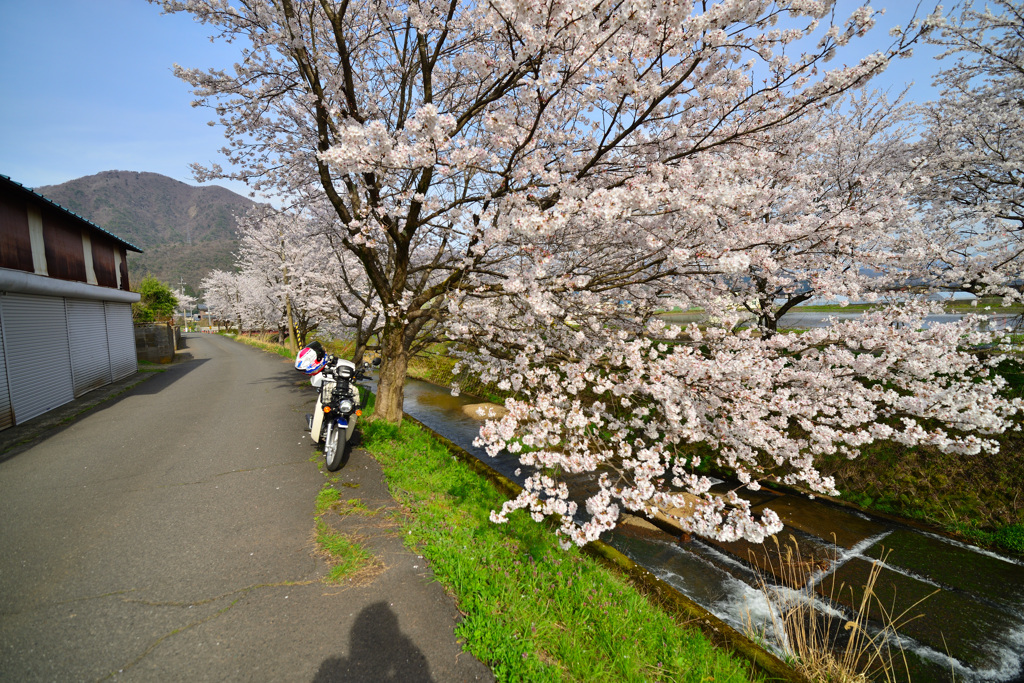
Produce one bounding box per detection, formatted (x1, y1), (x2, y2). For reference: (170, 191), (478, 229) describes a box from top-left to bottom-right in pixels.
(134, 323), (176, 364)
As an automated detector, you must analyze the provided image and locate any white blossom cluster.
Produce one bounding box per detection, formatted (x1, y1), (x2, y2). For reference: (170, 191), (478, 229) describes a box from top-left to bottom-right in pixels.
(456, 301), (1020, 547)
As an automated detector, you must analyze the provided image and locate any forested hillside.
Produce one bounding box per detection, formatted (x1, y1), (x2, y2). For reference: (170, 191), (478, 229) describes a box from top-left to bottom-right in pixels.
(36, 170), (255, 293)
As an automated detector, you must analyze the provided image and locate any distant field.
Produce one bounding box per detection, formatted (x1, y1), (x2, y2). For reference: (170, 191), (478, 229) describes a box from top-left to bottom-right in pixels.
(659, 297), (1024, 316)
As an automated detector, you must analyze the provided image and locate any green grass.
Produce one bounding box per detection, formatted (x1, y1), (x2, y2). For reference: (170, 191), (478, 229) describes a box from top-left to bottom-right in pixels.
(137, 360), (170, 372)
(314, 483), (378, 581)
(315, 484), (342, 514)
(945, 521), (1024, 554)
(358, 412), (759, 683)
(821, 431), (1024, 557)
(230, 333), (295, 359)
(335, 498), (380, 516)
(944, 296), (1024, 313)
(314, 518), (375, 583)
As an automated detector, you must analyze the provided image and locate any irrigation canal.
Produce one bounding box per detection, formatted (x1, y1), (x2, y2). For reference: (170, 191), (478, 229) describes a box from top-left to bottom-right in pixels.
(389, 378), (1024, 683)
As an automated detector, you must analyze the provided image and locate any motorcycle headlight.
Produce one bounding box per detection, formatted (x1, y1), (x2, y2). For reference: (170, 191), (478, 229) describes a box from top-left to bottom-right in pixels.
(338, 399), (355, 414)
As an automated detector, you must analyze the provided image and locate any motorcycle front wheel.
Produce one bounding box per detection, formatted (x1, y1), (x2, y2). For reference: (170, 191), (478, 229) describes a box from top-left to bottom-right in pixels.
(322, 421), (349, 471)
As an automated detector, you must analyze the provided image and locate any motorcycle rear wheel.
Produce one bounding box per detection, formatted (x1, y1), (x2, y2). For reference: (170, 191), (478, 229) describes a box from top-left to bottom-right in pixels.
(323, 422), (349, 471)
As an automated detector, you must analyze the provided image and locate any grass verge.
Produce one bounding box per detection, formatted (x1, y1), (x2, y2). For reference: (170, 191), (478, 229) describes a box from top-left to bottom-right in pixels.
(358, 406), (760, 683)
(313, 518), (376, 583)
(820, 435), (1024, 557)
(228, 332), (295, 359)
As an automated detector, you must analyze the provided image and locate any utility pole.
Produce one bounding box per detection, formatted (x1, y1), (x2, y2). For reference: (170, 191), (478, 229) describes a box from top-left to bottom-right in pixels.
(178, 277), (188, 331)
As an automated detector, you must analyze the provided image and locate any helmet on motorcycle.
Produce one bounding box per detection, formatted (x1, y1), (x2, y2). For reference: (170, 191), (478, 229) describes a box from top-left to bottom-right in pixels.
(295, 344), (327, 375)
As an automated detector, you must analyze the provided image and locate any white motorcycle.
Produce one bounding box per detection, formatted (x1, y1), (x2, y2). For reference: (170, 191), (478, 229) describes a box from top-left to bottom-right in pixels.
(296, 342), (378, 471)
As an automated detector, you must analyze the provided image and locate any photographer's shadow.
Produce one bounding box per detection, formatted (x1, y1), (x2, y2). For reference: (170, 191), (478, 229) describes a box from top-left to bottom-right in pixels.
(312, 602), (434, 682)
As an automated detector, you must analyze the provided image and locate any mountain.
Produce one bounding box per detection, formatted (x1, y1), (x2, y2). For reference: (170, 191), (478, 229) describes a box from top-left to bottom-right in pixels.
(35, 171), (256, 295)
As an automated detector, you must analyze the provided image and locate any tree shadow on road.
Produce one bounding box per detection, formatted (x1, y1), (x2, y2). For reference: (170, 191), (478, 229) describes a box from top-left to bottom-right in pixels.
(311, 601), (434, 682)
(0, 359), (210, 462)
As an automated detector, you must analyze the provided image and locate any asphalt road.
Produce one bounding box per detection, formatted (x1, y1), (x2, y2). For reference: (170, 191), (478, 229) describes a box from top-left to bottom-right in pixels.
(0, 333), (491, 682)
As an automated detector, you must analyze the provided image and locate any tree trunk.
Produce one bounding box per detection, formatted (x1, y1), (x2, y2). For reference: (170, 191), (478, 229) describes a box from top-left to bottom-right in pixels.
(758, 300), (778, 338)
(352, 341), (366, 366)
(375, 321), (408, 424)
(766, 293), (812, 338)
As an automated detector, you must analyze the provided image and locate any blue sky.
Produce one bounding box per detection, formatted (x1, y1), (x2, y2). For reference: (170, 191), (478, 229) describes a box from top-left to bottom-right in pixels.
(0, 1), (946, 199)
(0, 0), (253, 196)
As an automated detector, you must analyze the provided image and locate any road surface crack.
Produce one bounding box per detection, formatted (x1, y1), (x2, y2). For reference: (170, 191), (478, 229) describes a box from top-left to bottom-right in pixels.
(98, 579), (315, 682)
(0, 589), (137, 618)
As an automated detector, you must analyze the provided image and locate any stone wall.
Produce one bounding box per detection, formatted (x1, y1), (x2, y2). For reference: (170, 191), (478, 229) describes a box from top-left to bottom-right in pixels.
(134, 323), (176, 364)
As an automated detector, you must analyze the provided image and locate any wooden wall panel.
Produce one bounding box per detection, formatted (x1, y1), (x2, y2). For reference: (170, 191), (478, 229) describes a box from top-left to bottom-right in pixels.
(42, 208), (87, 282)
(118, 247), (130, 290)
(91, 237), (118, 288)
(0, 187), (33, 272)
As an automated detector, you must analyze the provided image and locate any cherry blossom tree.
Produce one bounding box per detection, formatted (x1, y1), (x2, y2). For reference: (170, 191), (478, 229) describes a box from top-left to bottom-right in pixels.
(219, 205), (384, 354)
(442, 105), (1019, 544)
(235, 206), (330, 349)
(290, 203), (384, 362)
(157, 0), (929, 424)
(201, 269), (282, 331)
(173, 287), (199, 328)
(437, 61), (1022, 548)
(154, 0), (1024, 547)
(199, 270), (242, 329)
(913, 0), (1024, 299)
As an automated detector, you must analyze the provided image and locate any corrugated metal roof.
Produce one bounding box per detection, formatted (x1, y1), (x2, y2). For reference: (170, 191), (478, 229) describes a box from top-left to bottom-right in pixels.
(0, 174), (143, 253)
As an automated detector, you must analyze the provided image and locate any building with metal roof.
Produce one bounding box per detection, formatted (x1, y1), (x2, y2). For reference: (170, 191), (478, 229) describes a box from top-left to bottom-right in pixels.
(1, 174), (142, 430)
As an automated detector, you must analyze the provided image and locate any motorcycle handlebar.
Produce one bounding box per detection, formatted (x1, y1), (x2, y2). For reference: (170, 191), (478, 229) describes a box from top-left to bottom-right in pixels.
(318, 355), (375, 382)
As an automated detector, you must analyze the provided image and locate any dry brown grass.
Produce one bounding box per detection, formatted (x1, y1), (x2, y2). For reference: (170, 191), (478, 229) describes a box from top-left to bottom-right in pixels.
(746, 536), (933, 683)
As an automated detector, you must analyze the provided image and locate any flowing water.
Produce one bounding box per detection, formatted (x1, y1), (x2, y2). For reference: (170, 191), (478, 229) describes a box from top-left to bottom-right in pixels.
(393, 378), (1024, 682)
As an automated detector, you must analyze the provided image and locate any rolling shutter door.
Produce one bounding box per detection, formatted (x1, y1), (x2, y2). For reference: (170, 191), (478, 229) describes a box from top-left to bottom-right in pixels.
(1, 293), (74, 424)
(0, 322), (11, 430)
(105, 302), (136, 380)
(67, 299), (112, 396)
